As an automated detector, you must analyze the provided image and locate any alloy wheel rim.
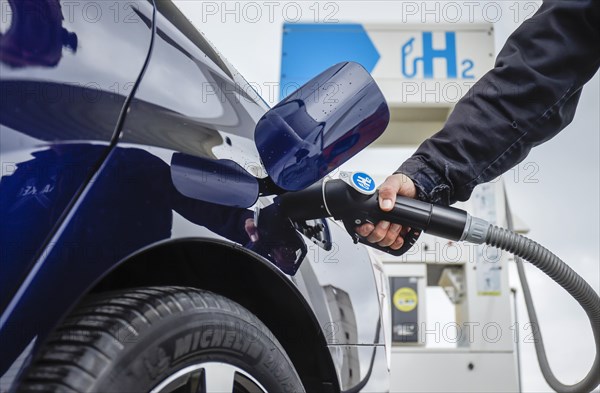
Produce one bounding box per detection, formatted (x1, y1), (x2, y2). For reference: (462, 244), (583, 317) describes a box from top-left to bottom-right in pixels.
(150, 362), (268, 393)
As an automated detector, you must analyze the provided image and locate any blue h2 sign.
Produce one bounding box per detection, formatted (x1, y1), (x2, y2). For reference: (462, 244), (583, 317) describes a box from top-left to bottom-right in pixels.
(401, 32), (475, 79)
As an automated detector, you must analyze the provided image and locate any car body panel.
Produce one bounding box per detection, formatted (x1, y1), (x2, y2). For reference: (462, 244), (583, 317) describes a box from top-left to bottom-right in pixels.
(0, 0), (154, 311)
(0, 1), (389, 391)
(0, 0), (155, 388)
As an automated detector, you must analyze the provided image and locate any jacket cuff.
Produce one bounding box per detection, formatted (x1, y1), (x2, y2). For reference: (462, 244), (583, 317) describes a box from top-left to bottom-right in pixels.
(395, 157), (453, 206)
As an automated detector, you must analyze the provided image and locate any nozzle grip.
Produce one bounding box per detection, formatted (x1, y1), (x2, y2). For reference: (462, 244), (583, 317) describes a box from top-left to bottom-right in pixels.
(343, 218), (422, 257)
(278, 178), (469, 256)
(336, 192), (467, 256)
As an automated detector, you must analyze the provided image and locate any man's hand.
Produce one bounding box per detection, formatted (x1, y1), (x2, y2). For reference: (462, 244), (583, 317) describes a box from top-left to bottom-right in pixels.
(355, 173), (417, 250)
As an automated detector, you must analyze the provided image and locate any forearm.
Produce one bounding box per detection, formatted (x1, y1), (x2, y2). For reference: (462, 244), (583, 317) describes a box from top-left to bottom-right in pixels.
(399, 0), (600, 205)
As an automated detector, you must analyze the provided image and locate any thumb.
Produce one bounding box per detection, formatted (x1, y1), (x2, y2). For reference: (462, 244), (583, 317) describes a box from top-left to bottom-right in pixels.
(378, 173), (417, 211)
(378, 176), (401, 211)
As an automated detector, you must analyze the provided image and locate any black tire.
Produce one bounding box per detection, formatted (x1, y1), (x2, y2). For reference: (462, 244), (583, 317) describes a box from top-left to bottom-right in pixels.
(19, 286), (305, 393)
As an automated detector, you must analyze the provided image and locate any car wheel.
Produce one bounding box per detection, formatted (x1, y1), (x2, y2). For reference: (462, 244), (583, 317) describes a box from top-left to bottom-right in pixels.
(19, 286), (305, 393)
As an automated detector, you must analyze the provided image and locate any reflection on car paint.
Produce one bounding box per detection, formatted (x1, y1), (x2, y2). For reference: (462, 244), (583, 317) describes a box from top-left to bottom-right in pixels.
(0, 0), (77, 68)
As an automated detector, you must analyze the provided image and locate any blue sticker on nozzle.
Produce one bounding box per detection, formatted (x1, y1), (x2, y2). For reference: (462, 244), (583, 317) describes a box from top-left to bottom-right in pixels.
(352, 172), (375, 192)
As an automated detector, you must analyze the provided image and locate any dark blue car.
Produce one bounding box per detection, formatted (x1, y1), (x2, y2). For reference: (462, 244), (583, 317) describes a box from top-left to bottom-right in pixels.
(0, 1), (392, 392)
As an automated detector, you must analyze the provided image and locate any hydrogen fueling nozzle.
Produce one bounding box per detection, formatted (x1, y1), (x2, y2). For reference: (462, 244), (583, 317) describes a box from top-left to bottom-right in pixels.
(277, 171), (600, 393)
(277, 171), (489, 256)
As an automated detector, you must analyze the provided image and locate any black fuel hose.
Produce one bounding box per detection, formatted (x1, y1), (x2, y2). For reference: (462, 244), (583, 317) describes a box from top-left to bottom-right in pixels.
(278, 177), (600, 392)
(499, 198), (600, 393)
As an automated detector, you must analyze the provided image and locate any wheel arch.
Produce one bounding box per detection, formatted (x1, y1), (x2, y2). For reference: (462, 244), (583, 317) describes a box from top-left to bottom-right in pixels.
(90, 238), (340, 393)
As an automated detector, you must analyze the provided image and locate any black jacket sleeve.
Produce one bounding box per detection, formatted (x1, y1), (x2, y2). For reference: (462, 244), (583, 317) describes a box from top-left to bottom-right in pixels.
(398, 0), (600, 205)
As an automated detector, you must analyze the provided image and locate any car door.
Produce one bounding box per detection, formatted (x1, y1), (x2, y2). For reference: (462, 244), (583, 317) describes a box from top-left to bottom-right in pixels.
(0, 0), (153, 311)
(0, 0), (154, 385)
